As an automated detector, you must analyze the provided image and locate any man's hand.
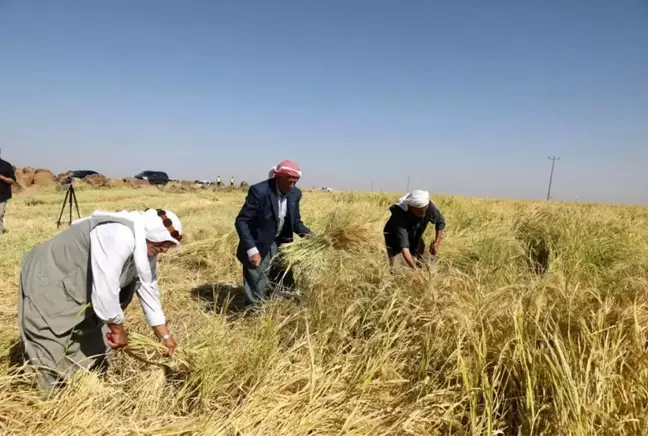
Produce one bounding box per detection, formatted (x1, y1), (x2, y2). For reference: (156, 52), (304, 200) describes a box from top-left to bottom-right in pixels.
(162, 336), (177, 356)
(401, 248), (418, 269)
(106, 324), (128, 350)
(152, 324), (176, 356)
(249, 253), (262, 267)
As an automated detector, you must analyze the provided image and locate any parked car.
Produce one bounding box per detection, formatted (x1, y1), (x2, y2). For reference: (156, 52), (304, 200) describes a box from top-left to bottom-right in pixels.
(65, 170), (99, 183)
(134, 170), (170, 185)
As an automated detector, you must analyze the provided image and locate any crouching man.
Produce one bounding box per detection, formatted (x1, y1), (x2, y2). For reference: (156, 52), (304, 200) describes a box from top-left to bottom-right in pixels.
(383, 190), (446, 269)
(18, 208), (183, 389)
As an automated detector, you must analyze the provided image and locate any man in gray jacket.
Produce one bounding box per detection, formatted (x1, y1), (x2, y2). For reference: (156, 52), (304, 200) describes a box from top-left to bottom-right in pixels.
(18, 208), (183, 389)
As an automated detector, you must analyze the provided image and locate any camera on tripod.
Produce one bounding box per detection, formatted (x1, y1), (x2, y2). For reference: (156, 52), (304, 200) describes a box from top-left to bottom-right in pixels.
(57, 177), (81, 228)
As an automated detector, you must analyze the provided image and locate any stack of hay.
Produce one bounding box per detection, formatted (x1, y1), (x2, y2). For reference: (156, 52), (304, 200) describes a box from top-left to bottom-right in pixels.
(84, 174), (109, 188)
(15, 167), (57, 189)
(56, 171), (73, 184)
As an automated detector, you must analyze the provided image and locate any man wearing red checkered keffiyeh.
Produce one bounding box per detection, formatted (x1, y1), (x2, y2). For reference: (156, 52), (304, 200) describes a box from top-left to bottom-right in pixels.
(268, 160), (303, 179)
(235, 160), (312, 305)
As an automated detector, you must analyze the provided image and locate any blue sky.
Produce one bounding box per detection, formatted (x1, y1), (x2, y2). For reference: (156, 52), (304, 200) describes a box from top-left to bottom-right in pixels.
(1, 1), (646, 203)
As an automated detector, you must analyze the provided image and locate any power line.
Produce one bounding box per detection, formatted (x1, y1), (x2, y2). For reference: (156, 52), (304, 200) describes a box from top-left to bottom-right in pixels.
(546, 156), (560, 200)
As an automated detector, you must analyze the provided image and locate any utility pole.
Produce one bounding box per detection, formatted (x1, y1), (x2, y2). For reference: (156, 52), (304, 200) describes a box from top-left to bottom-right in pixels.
(370, 180), (375, 192)
(406, 175), (411, 192)
(546, 156), (560, 200)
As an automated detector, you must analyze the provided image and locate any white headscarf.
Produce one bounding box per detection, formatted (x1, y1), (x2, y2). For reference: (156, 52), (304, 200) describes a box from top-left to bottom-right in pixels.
(139, 209), (183, 246)
(73, 208), (183, 304)
(395, 190), (430, 211)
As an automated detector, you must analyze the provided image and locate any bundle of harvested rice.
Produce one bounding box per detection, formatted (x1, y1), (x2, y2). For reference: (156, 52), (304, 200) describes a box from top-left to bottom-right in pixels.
(122, 332), (195, 379)
(278, 208), (381, 285)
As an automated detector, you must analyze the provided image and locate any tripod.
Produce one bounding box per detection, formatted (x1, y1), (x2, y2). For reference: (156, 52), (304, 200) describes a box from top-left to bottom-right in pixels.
(57, 183), (81, 228)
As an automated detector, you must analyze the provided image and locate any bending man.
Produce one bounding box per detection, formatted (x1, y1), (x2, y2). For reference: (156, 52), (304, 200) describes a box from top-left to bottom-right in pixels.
(235, 160), (311, 305)
(383, 190), (445, 269)
(18, 208), (183, 389)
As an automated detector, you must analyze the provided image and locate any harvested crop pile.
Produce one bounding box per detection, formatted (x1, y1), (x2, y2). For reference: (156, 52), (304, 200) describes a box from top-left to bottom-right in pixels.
(279, 206), (382, 286)
(84, 173), (109, 187)
(56, 171), (73, 184)
(32, 169), (56, 187)
(108, 178), (125, 186)
(14, 167), (56, 187)
(121, 332), (197, 380)
(123, 177), (149, 188)
(14, 167), (36, 187)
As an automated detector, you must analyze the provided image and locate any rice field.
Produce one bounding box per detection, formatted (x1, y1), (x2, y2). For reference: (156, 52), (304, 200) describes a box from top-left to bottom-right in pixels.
(1, 185), (648, 435)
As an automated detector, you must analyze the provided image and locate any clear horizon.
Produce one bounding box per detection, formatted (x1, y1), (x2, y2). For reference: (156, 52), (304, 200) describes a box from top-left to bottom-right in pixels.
(1, 1), (646, 204)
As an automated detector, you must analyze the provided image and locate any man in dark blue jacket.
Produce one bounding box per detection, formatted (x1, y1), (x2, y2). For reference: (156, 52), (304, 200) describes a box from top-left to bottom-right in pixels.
(235, 160), (311, 304)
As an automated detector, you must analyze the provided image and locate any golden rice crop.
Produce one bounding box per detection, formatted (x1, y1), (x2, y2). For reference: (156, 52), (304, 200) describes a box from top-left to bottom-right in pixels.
(0, 185), (648, 435)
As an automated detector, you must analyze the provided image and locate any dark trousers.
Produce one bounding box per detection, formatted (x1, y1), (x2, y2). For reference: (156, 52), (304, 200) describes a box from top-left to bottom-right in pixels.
(243, 243), (296, 305)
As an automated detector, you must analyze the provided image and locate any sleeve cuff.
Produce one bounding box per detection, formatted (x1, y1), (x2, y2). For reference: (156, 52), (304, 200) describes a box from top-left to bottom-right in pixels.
(145, 312), (167, 327)
(103, 312), (125, 325)
(246, 246), (259, 257)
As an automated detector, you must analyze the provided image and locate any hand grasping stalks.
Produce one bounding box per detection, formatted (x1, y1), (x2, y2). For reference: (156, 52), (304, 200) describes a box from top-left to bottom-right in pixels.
(118, 331), (193, 375)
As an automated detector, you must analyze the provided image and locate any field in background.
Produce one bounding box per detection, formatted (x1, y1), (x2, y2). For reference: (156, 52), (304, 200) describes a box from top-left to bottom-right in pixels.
(1, 186), (648, 435)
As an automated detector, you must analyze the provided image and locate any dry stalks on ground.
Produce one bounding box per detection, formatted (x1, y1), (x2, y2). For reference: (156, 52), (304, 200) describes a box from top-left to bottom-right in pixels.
(1, 186), (648, 435)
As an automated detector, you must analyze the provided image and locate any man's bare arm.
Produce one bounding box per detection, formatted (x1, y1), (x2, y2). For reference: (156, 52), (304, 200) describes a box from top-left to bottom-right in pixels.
(435, 229), (444, 246)
(401, 248), (418, 269)
(0, 175), (15, 185)
(431, 229), (444, 255)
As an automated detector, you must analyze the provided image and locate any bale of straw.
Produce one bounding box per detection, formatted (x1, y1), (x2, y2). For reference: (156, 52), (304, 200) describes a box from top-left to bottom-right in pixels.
(32, 170), (56, 187)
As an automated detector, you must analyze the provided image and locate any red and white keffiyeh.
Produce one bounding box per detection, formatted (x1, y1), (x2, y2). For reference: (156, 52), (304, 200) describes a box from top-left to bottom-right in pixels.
(268, 160), (302, 179)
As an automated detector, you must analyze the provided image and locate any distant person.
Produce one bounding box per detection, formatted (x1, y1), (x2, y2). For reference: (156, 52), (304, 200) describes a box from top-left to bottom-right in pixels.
(18, 208), (183, 390)
(217, 175), (221, 186)
(0, 155), (16, 234)
(235, 160), (311, 305)
(383, 190), (445, 269)
(230, 176), (235, 187)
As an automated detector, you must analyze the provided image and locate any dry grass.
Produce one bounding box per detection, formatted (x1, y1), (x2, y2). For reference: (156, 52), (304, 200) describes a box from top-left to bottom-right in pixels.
(1, 186), (648, 435)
